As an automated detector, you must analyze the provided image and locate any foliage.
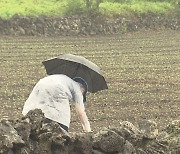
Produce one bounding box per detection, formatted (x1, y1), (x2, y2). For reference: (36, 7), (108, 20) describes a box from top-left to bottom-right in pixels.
(0, 0), (67, 18)
(64, 0), (85, 15)
(106, 0), (171, 2)
(107, 0), (134, 3)
(0, 0), (178, 19)
(171, 0), (180, 7)
(100, 1), (174, 16)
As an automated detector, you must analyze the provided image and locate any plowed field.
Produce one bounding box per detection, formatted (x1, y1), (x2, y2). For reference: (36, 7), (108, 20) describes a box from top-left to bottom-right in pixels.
(0, 30), (180, 133)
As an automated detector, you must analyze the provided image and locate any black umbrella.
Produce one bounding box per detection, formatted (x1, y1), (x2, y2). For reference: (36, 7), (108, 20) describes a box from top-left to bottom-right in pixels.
(42, 54), (108, 93)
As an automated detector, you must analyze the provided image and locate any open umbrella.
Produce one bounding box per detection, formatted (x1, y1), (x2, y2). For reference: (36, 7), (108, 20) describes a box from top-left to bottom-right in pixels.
(42, 54), (108, 93)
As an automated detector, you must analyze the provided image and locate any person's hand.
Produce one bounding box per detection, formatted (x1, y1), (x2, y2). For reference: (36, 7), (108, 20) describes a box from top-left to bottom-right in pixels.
(75, 104), (91, 133)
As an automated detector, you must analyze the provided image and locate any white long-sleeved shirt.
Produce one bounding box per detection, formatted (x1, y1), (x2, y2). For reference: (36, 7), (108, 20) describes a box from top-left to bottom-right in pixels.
(22, 74), (84, 128)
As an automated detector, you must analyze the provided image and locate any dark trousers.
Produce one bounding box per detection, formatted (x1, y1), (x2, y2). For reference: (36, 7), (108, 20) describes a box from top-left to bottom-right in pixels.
(44, 118), (68, 132)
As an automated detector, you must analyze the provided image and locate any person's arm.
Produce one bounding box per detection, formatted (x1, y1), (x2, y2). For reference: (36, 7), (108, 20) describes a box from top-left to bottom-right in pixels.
(75, 103), (91, 132)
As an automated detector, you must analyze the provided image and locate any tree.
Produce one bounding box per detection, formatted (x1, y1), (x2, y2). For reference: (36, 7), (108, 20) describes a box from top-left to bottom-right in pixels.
(66, 0), (103, 16)
(84, 0), (103, 13)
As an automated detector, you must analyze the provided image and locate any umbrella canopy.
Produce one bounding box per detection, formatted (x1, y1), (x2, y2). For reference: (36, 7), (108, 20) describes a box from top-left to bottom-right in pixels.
(42, 54), (108, 93)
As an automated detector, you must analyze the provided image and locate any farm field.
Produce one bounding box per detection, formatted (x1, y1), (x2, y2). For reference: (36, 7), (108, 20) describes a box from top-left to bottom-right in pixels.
(0, 30), (180, 133)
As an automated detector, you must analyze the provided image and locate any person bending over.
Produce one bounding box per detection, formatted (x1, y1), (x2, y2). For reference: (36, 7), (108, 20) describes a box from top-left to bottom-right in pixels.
(22, 74), (91, 132)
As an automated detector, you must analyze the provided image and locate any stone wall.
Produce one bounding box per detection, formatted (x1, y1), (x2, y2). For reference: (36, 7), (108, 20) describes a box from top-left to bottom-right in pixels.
(0, 109), (179, 154)
(0, 14), (179, 36)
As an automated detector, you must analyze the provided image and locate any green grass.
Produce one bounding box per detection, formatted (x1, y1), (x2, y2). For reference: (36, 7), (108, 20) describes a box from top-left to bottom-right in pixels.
(100, 1), (174, 16)
(0, 0), (67, 18)
(0, 0), (178, 19)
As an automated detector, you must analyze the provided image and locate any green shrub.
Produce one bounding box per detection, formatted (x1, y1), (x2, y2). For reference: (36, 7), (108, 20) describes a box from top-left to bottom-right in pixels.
(100, 1), (174, 15)
(0, 0), (66, 18)
(171, 0), (180, 5)
(106, 0), (172, 2)
(106, 0), (133, 3)
(0, 0), (178, 18)
(64, 0), (85, 15)
(64, 0), (103, 16)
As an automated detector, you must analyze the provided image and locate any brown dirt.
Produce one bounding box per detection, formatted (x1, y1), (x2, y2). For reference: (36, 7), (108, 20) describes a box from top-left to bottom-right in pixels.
(0, 30), (180, 135)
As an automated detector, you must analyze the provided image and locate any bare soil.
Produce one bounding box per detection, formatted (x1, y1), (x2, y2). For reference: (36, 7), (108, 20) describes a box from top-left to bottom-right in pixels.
(0, 30), (180, 134)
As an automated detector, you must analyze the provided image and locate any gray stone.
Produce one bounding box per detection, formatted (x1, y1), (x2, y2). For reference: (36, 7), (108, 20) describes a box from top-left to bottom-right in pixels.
(0, 109), (179, 153)
(93, 128), (125, 153)
(0, 119), (24, 153)
(92, 149), (104, 154)
(123, 140), (136, 154)
(70, 133), (93, 154)
(138, 119), (159, 139)
(110, 121), (144, 146)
